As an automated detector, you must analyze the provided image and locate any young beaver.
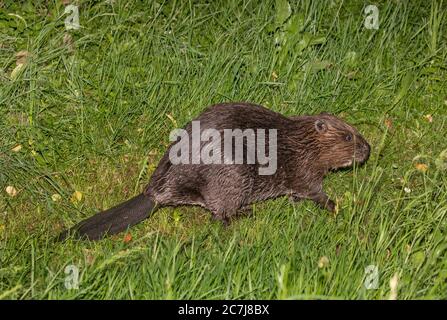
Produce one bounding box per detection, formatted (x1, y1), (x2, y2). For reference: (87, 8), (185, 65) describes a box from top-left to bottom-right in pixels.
(58, 102), (370, 240)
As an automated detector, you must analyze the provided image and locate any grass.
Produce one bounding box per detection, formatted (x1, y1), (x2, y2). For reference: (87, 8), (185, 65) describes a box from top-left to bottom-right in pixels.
(0, 0), (446, 299)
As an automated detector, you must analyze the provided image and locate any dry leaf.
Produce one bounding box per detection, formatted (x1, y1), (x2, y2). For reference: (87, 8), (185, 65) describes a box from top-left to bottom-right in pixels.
(71, 191), (83, 204)
(389, 273), (399, 300)
(5, 186), (18, 197)
(10, 63), (25, 80)
(51, 194), (62, 202)
(15, 50), (31, 65)
(83, 249), (96, 266)
(271, 71), (278, 80)
(384, 118), (393, 129)
(318, 256), (329, 268)
(414, 163), (428, 173)
(11, 145), (22, 152)
(423, 114), (433, 123)
(123, 233), (132, 243)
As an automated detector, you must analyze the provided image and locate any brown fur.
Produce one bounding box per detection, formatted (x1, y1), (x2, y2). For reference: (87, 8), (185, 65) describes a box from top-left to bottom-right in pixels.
(144, 102), (370, 222)
(59, 102), (370, 240)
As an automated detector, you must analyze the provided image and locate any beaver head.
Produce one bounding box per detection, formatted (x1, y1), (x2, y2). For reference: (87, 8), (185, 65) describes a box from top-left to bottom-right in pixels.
(311, 113), (370, 171)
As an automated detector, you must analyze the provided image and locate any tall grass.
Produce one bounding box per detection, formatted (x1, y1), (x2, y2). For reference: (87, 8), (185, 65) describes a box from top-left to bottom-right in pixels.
(0, 0), (446, 299)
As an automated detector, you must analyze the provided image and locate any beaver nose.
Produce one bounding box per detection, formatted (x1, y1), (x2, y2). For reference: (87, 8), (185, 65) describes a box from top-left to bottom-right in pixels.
(363, 142), (371, 160)
(364, 142), (370, 153)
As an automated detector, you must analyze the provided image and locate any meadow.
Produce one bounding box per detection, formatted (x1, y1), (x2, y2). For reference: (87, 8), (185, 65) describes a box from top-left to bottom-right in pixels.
(0, 0), (446, 299)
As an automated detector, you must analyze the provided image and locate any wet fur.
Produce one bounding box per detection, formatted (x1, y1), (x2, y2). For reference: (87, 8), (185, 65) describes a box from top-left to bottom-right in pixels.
(59, 102), (370, 240)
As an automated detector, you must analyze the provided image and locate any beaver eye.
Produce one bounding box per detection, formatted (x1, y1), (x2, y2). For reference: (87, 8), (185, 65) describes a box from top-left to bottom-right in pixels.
(345, 134), (352, 142)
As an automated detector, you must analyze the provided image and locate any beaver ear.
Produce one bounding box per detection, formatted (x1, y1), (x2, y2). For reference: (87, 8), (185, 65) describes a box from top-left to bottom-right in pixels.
(315, 119), (327, 133)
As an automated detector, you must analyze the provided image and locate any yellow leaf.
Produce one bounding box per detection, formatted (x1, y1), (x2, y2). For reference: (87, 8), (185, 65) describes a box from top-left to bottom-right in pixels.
(414, 163), (428, 173)
(11, 144), (22, 152)
(10, 63), (25, 80)
(423, 114), (433, 123)
(71, 191), (83, 204)
(318, 256), (329, 268)
(5, 186), (18, 197)
(51, 194), (62, 202)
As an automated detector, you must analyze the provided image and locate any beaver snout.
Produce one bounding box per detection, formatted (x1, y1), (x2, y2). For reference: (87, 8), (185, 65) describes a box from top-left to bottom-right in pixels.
(355, 141), (370, 164)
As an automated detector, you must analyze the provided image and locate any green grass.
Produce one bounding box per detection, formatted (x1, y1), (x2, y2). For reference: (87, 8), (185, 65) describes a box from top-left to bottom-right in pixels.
(1, 0), (447, 299)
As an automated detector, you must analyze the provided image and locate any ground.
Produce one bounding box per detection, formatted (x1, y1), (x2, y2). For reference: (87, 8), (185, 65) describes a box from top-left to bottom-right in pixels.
(0, 0), (446, 299)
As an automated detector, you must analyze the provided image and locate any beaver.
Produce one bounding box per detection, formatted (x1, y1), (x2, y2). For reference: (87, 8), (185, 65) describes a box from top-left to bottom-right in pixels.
(58, 102), (370, 241)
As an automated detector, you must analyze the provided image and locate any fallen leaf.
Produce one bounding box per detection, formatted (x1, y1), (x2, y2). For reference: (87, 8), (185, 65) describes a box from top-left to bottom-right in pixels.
(5, 186), (18, 197)
(15, 50), (31, 65)
(123, 233), (132, 243)
(10, 63), (25, 80)
(318, 256), (329, 268)
(83, 249), (95, 266)
(384, 118), (393, 129)
(271, 71), (278, 80)
(51, 194), (62, 202)
(414, 163), (428, 173)
(423, 114), (433, 123)
(70, 191), (83, 204)
(11, 145), (22, 152)
(389, 273), (399, 300)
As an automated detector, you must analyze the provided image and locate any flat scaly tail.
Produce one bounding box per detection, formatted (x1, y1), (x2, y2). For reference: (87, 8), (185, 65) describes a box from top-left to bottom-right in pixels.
(58, 193), (156, 241)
